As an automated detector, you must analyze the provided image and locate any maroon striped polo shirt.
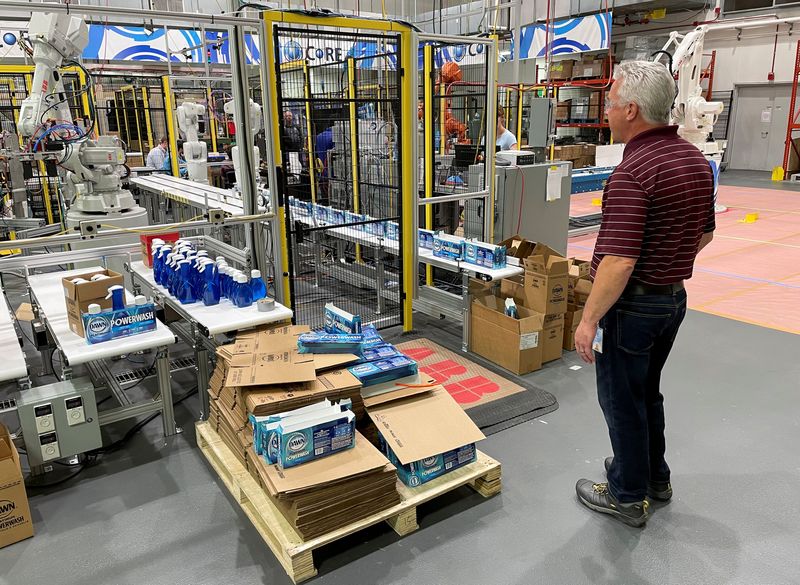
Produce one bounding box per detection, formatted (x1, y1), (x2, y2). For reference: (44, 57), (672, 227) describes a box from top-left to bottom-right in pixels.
(590, 125), (715, 286)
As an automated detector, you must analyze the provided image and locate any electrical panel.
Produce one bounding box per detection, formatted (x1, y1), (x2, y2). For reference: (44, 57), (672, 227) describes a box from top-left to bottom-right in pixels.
(15, 378), (102, 467)
(526, 98), (556, 148)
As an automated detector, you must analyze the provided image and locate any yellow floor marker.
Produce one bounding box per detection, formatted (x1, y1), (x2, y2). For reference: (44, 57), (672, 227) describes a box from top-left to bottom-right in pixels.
(738, 212), (759, 224)
(591, 197), (602, 206)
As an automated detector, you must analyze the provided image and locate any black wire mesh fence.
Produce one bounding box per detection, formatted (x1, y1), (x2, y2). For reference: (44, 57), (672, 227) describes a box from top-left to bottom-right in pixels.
(275, 26), (403, 331)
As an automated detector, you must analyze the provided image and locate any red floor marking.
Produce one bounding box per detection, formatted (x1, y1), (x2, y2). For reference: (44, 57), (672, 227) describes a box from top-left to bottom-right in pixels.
(420, 359), (467, 384)
(401, 347), (434, 362)
(445, 376), (501, 404)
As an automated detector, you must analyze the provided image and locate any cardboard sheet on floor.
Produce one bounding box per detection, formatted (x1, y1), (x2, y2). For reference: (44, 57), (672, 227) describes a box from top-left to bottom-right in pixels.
(367, 386), (486, 465)
(360, 373), (437, 407)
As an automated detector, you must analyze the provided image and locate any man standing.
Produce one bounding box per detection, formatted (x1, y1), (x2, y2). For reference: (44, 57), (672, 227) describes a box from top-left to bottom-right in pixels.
(146, 136), (168, 171)
(282, 110), (303, 152)
(573, 61), (716, 527)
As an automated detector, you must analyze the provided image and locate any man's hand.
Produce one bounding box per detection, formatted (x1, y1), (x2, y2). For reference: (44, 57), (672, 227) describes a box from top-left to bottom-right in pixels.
(574, 319), (598, 364)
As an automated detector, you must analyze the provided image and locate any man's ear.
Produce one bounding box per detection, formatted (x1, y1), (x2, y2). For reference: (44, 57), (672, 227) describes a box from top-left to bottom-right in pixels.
(626, 102), (639, 122)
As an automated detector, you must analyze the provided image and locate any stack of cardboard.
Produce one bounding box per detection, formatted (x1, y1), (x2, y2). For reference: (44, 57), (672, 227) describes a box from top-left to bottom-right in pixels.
(563, 258), (593, 350)
(248, 431), (400, 539)
(553, 143), (597, 168)
(548, 59), (575, 80)
(573, 54), (606, 79)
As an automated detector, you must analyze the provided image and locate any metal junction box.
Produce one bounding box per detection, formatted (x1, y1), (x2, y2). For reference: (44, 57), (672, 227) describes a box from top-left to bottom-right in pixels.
(15, 377), (102, 466)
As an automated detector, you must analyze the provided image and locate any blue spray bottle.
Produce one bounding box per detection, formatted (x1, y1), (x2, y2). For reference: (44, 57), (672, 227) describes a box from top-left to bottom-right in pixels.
(105, 285), (126, 311)
(168, 254), (185, 296)
(200, 261), (221, 306)
(234, 273), (252, 308)
(250, 269), (267, 301)
(176, 260), (197, 304)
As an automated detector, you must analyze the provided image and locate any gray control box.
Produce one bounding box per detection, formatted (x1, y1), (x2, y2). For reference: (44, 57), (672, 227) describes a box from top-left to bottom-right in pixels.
(15, 378), (102, 466)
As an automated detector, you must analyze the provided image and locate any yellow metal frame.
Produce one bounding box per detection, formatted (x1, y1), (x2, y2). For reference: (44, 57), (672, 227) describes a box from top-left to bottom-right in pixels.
(262, 11), (416, 330)
(346, 56), (363, 264)
(516, 83), (523, 145)
(121, 85), (144, 153)
(161, 75), (180, 177)
(205, 87), (218, 154)
(302, 62), (317, 205)
(424, 45), (434, 287)
(141, 87), (154, 153)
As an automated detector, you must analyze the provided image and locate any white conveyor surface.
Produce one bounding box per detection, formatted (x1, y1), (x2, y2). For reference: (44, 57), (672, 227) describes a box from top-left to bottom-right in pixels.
(0, 288), (28, 382)
(130, 261), (293, 336)
(293, 213), (523, 281)
(27, 266), (176, 366)
(131, 174), (244, 216)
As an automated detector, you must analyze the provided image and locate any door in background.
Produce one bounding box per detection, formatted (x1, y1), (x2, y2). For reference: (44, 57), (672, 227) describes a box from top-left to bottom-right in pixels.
(729, 84), (791, 171)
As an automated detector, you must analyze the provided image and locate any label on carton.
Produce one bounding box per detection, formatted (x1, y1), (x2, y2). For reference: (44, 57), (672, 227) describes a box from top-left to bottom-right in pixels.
(520, 332), (540, 350)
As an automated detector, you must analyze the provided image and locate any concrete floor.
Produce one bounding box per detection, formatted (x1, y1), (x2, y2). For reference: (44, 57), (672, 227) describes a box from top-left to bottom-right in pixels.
(2, 308), (799, 585)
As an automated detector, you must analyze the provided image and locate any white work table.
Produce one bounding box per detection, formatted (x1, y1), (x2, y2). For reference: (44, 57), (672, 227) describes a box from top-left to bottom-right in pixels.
(0, 287), (28, 383)
(129, 261), (293, 336)
(27, 266), (176, 367)
(131, 174), (244, 216)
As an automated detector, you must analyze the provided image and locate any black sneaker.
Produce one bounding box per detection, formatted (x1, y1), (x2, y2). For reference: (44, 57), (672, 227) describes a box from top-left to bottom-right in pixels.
(604, 457), (673, 502)
(575, 479), (649, 527)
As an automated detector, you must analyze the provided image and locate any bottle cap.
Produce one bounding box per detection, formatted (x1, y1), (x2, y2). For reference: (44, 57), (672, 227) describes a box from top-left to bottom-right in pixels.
(197, 250), (209, 257)
(87, 303), (101, 314)
(251, 269), (261, 279)
(216, 256), (225, 263)
(134, 295), (147, 305)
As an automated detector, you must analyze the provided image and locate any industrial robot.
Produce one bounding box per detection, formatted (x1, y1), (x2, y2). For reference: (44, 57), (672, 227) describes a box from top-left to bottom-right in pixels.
(223, 98), (269, 209)
(176, 100), (209, 185)
(654, 25), (726, 211)
(16, 12), (147, 266)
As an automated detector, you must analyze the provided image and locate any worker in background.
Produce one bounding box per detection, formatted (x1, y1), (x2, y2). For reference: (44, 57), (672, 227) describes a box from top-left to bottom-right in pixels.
(163, 140), (188, 178)
(282, 110), (303, 153)
(496, 106), (518, 151)
(573, 61), (715, 527)
(146, 136), (168, 171)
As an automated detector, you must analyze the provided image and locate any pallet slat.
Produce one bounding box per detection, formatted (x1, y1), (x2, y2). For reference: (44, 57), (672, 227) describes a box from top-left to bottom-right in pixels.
(196, 421), (501, 584)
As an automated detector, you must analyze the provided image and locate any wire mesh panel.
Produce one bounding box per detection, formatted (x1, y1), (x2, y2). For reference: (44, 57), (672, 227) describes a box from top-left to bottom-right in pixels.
(274, 26), (403, 331)
(418, 39), (492, 295)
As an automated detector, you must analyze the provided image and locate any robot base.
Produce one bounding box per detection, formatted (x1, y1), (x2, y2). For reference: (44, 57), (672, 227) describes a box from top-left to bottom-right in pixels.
(67, 206), (148, 286)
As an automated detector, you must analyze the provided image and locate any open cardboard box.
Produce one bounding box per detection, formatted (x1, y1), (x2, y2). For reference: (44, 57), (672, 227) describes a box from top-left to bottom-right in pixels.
(0, 423), (34, 549)
(62, 269), (124, 337)
(470, 294), (545, 374)
(563, 304), (585, 351)
(499, 277), (563, 364)
(365, 385), (485, 487)
(523, 243), (569, 315)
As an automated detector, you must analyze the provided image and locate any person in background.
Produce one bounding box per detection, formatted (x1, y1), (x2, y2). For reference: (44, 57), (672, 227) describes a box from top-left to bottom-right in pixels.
(163, 139), (188, 178)
(573, 61), (716, 527)
(146, 136), (168, 171)
(496, 106), (518, 151)
(282, 110), (303, 152)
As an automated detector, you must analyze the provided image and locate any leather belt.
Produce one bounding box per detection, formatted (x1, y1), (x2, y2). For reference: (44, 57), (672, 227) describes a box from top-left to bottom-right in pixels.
(623, 281), (685, 296)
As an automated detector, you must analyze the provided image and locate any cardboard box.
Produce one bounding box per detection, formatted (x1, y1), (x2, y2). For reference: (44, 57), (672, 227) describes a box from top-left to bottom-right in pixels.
(574, 60), (604, 79)
(62, 269), (125, 337)
(365, 386), (485, 488)
(563, 304), (585, 351)
(588, 104), (601, 121)
(573, 278), (593, 306)
(470, 295), (545, 374)
(549, 59), (574, 80)
(589, 91), (601, 105)
(522, 244), (569, 315)
(567, 259), (592, 303)
(556, 101), (571, 121)
(140, 232), (180, 268)
(225, 326), (317, 387)
(542, 313), (565, 363)
(0, 424), (34, 549)
(498, 235), (535, 261)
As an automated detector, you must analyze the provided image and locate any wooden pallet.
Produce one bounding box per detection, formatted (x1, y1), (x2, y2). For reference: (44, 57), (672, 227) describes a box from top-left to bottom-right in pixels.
(196, 421), (501, 583)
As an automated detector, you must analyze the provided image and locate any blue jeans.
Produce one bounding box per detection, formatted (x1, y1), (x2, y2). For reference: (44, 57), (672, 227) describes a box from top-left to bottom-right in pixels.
(596, 289), (688, 503)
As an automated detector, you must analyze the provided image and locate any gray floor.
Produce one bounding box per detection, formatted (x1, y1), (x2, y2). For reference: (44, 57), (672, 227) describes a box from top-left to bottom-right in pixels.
(2, 308), (799, 585)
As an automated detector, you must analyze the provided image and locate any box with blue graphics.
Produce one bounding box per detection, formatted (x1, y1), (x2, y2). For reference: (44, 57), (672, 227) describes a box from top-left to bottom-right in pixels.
(418, 229), (435, 249)
(432, 233), (465, 261)
(380, 437), (477, 487)
(82, 303), (157, 344)
(275, 409), (356, 469)
(323, 303), (362, 334)
(464, 240), (507, 269)
(297, 331), (364, 354)
(348, 355), (417, 387)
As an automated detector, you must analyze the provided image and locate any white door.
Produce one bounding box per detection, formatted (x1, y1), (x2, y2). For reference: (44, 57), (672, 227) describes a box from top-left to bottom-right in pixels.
(729, 84), (791, 171)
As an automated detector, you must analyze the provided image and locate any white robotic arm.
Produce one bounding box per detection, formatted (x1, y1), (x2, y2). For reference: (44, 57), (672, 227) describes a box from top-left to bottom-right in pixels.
(177, 100), (209, 184)
(18, 12), (135, 213)
(223, 98), (263, 195)
(654, 25), (724, 148)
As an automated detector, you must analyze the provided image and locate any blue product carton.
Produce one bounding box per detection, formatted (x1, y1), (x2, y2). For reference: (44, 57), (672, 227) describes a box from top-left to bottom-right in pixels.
(297, 331), (364, 354)
(344, 211), (363, 231)
(330, 208), (346, 225)
(324, 303), (362, 334)
(380, 436), (477, 487)
(360, 324), (384, 348)
(418, 229), (435, 249)
(385, 222), (399, 241)
(276, 410), (356, 469)
(314, 204), (330, 223)
(464, 240), (507, 269)
(432, 233), (465, 261)
(348, 355), (417, 387)
(360, 343), (403, 363)
(82, 303), (157, 344)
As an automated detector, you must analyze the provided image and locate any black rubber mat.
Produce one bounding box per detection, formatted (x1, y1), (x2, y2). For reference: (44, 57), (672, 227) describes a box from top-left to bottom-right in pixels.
(383, 315), (559, 436)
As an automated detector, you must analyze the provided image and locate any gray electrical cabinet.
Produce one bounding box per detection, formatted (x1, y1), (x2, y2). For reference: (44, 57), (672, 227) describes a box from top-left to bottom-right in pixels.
(527, 97), (556, 148)
(495, 160), (572, 255)
(15, 378), (102, 466)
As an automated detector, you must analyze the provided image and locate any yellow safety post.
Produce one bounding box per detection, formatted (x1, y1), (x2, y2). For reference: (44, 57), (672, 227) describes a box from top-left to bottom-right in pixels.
(76, 67), (94, 137)
(347, 56), (363, 263)
(161, 76), (180, 177)
(303, 61), (317, 205)
(399, 27), (416, 330)
(123, 85), (144, 154)
(424, 45), (434, 287)
(141, 87), (154, 153)
(550, 86), (558, 161)
(116, 89), (132, 153)
(205, 87), (218, 154)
